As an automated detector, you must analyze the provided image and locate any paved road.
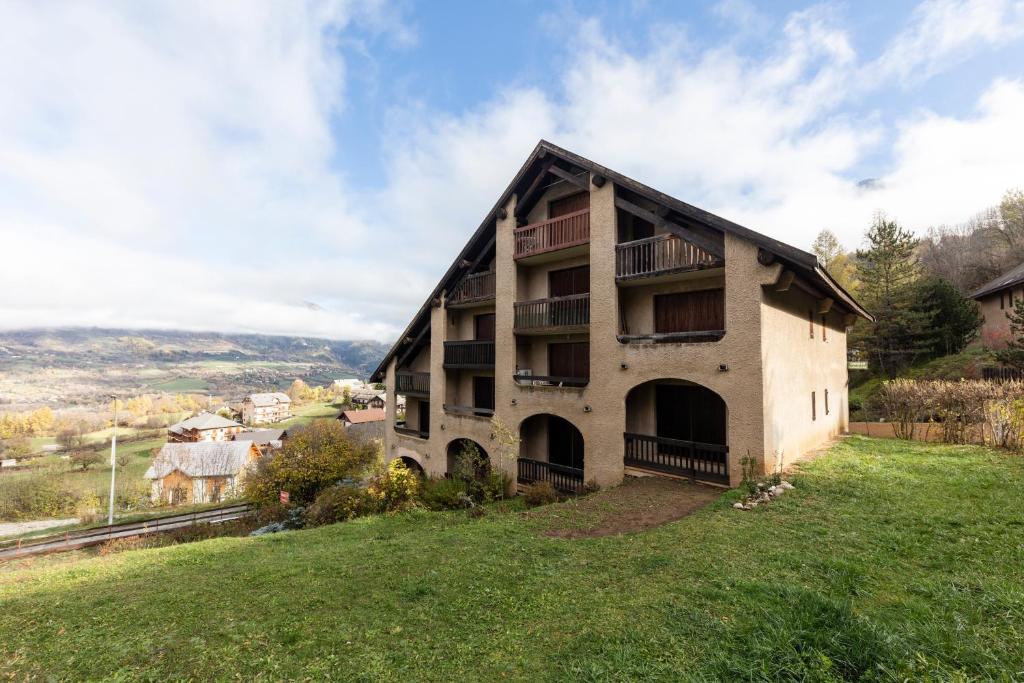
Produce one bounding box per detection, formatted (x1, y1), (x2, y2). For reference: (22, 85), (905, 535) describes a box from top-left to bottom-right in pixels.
(0, 518), (79, 539)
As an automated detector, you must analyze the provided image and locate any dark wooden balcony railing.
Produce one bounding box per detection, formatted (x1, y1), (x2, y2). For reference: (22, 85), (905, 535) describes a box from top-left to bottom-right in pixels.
(442, 404), (495, 418)
(514, 209), (590, 259)
(443, 340), (495, 368)
(517, 458), (584, 494)
(513, 374), (589, 388)
(394, 423), (429, 439)
(616, 233), (723, 280)
(514, 293), (589, 331)
(395, 371), (430, 397)
(623, 433), (729, 484)
(448, 270), (496, 306)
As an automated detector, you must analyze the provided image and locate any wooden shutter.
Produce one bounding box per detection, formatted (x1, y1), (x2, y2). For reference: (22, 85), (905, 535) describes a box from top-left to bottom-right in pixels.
(549, 192), (589, 218)
(548, 342), (589, 380)
(549, 265), (590, 297)
(474, 313), (495, 341)
(654, 289), (724, 334)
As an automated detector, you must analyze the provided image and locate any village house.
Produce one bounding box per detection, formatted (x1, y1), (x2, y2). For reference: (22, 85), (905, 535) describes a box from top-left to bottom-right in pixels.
(350, 388), (386, 409)
(370, 141), (871, 491)
(333, 378), (365, 391)
(233, 428), (287, 450)
(337, 408), (386, 440)
(166, 412), (244, 443)
(241, 392), (292, 425)
(970, 262), (1024, 347)
(145, 440), (262, 505)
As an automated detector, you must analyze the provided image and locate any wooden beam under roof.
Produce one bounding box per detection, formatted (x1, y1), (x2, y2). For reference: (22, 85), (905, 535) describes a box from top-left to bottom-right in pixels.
(395, 324), (429, 370)
(514, 156), (555, 219)
(614, 196), (724, 259)
(547, 164), (588, 191)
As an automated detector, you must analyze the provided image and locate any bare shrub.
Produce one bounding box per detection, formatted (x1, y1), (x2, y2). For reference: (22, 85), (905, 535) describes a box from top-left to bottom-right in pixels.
(522, 481), (558, 507)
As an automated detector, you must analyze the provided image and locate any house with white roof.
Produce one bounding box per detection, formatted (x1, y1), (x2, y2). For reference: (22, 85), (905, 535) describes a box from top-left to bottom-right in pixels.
(145, 440), (262, 505)
(167, 412), (244, 443)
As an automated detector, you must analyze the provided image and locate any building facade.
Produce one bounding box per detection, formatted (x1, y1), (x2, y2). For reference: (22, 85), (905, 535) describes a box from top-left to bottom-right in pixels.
(970, 262), (1024, 348)
(166, 412), (244, 443)
(370, 142), (870, 490)
(145, 440), (261, 505)
(241, 392), (292, 425)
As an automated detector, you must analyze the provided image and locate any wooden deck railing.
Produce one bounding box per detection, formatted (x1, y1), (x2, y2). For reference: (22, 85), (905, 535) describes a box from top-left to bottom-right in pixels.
(623, 433), (729, 484)
(442, 404), (495, 418)
(517, 458), (584, 494)
(394, 424), (429, 439)
(513, 374), (589, 388)
(514, 209), (590, 259)
(616, 233), (722, 280)
(395, 371), (430, 397)
(443, 340), (495, 368)
(448, 270), (496, 306)
(514, 293), (590, 331)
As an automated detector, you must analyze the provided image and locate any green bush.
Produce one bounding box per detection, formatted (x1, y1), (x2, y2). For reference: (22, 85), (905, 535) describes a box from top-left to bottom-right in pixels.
(0, 475), (78, 520)
(522, 481), (557, 507)
(419, 477), (471, 511)
(368, 459), (420, 512)
(243, 419), (378, 508)
(304, 484), (377, 527)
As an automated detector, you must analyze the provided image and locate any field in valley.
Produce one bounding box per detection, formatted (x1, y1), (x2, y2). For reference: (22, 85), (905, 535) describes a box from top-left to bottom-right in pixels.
(2, 437), (1023, 680)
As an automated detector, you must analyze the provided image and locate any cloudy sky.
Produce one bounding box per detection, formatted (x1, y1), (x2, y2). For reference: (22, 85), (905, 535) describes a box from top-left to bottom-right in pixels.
(1, 0), (1023, 341)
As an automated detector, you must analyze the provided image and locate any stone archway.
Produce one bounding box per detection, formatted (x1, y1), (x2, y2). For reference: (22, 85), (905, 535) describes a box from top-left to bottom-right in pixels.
(517, 413), (584, 493)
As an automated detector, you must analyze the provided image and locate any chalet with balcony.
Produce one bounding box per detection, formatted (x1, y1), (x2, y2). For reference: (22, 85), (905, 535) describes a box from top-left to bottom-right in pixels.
(371, 141), (871, 491)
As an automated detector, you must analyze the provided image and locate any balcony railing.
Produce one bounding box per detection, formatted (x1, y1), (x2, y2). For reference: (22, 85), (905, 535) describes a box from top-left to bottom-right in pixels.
(514, 209), (590, 259)
(514, 293), (589, 332)
(513, 374), (589, 388)
(443, 340), (495, 368)
(623, 432), (729, 484)
(517, 458), (584, 494)
(395, 371), (430, 397)
(394, 424), (429, 439)
(447, 271), (496, 307)
(442, 404), (494, 418)
(616, 234), (723, 280)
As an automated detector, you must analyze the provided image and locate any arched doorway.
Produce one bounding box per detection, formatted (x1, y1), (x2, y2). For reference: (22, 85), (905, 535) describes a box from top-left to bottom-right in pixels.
(446, 438), (490, 479)
(517, 414), (584, 493)
(398, 455), (424, 477)
(624, 379), (729, 484)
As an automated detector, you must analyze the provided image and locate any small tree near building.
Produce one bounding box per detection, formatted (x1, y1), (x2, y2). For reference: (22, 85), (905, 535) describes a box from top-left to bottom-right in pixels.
(70, 450), (103, 471)
(994, 297), (1024, 371)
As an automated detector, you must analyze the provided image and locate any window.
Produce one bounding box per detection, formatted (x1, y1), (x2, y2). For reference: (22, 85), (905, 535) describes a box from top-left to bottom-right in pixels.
(654, 289), (725, 334)
(811, 391), (817, 421)
(474, 313), (495, 341)
(472, 376), (495, 412)
(821, 315), (827, 342)
(825, 389), (830, 415)
(809, 310), (815, 338)
(548, 342), (589, 381)
(549, 265), (590, 297)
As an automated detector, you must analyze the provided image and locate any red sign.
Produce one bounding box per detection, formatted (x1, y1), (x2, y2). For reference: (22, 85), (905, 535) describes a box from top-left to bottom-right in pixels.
(279, 491), (290, 505)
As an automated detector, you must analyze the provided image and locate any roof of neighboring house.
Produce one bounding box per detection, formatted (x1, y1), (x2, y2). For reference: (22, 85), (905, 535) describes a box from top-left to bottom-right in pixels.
(233, 429), (286, 445)
(970, 261), (1024, 300)
(338, 408), (386, 424)
(168, 412), (242, 432)
(370, 140), (872, 382)
(145, 441), (257, 479)
(245, 392), (291, 406)
(352, 389), (385, 400)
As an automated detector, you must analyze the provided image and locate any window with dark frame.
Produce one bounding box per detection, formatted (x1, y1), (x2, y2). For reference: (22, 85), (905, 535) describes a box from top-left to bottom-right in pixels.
(825, 389), (830, 415)
(548, 341), (589, 382)
(653, 289), (725, 334)
(472, 376), (495, 412)
(809, 310), (815, 338)
(821, 315), (827, 342)
(811, 391), (816, 421)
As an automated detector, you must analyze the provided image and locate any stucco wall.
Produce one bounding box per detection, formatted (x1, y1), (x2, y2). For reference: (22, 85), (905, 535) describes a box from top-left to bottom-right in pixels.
(978, 291), (1012, 347)
(618, 271), (725, 336)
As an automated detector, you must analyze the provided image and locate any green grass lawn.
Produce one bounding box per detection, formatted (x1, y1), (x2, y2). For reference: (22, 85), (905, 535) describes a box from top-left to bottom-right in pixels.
(2, 437), (1024, 680)
(147, 377), (211, 392)
(274, 401), (340, 428)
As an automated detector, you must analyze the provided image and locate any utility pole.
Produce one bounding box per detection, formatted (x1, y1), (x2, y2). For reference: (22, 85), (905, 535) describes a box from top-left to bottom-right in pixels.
(107, 395), (118, 526)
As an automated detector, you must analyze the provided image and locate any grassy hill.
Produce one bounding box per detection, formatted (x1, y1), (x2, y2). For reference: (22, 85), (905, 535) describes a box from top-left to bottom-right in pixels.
(2, 437), (1023, 680)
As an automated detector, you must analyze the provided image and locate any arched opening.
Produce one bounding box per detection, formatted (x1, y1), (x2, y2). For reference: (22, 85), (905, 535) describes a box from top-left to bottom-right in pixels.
(624, 379), (729, 484)
(446, 438), (490, 479)
(397, 456), (424, 477)
(517, 414), (584, 493)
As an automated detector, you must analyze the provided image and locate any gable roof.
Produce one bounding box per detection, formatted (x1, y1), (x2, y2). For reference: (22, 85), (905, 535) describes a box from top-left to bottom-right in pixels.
(233, 428), (286, 445)
(370, 140), (871, 382)
(339, 408), (386, 424)
(245, 392), (291, 406)
(145, 441), (257, 479)
(169, 412), (242, 432)
(970, 261), (1024, 300)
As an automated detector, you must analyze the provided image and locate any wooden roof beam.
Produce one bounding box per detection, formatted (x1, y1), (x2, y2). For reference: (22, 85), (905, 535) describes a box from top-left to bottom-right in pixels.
(615, 196), (724, 259)
(514, 157), (555, 219)
(547, 164), (589, 191)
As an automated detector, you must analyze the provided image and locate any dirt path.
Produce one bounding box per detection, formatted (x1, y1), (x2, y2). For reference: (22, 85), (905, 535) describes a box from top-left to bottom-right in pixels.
(524, 476), (723, 539)
(0, 518), (79, 539)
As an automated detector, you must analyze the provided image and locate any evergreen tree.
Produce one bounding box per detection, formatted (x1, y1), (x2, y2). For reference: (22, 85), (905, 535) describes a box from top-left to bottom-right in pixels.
(852, 215), (934, 378)
(913, 277), (983, 357)
(994, 297), (1024, 370)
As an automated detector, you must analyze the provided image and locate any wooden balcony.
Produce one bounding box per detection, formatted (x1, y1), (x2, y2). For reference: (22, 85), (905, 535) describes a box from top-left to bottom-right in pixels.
(443, 341), (495, 369)
(395, 371), (430, 398)
(442, 404), (494, 418)
(616, 233), (723, 281)
(517, 458), (583, 494)
(623, 432), (729, 484)
(394, 424), (429, 439)
(447, 271), (495, 308)
(513, 373), (588, 388)
(514, 209), (589, 260)
(514, 293), (589, 333)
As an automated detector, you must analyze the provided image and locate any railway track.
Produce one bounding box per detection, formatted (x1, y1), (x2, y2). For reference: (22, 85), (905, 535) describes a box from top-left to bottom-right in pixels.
(0, 503), (254, 561)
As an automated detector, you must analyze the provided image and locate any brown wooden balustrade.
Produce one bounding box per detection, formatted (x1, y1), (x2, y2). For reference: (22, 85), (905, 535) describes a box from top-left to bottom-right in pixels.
(443, 341), (495, 368)
(517, 458), (583, 494)
(514, 209), (590, 259)
(447, 271), (496, 306)
(513, 374), (589, 388)
(395, 371), (430, 397)
(514, 293), (590, 331)
(623, 433), (729, 484)
(616, 233), (723, 280)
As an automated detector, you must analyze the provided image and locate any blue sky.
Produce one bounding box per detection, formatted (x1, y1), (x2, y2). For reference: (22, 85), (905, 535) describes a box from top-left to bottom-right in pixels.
(1, 0), (1023, 340)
